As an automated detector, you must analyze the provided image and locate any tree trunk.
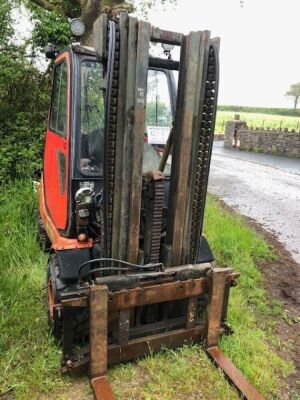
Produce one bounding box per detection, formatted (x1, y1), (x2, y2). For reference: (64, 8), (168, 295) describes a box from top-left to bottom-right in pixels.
(80, 0), (102, 46)
(294, 96), (299, 110)
(80, 0), (131, 46)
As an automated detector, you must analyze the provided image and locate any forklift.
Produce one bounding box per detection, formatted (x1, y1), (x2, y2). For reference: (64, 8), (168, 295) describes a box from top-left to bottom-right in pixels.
(39, 11), (264, 400)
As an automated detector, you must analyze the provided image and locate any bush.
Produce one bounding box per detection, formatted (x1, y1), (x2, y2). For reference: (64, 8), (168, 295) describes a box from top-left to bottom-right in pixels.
(0, 52), (50, 182)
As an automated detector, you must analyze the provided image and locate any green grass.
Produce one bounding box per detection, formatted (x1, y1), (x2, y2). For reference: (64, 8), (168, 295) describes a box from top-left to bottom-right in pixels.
(110, 346), (240, 400)
(0, 181), (64, 398)
(218, 105), (300, 118)
(204, 199), (293, 395)
(0, 181), (294, 399)
(215, 110), (300, 133)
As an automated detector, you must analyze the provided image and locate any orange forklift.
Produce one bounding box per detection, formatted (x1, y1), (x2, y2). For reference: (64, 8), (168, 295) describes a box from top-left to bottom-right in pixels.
(39, 11), (264, 400)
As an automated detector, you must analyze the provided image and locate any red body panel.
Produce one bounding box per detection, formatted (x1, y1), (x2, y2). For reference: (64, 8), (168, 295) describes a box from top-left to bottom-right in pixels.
(44, 129), (69, 229)
(43, 52), (70, 231)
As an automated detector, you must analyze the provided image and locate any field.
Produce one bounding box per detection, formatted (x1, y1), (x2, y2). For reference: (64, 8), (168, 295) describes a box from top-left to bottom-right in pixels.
(0, 180), (296, 400)
(215, 110), (300, 133)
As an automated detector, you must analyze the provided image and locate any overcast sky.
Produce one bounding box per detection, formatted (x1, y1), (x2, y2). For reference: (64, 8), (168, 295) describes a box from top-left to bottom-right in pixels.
(16, 0), (300, 107)
(148, 0), (300, 108)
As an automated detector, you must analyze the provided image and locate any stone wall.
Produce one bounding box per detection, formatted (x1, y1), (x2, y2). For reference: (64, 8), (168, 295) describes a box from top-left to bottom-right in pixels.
(224, 117), (300, 158)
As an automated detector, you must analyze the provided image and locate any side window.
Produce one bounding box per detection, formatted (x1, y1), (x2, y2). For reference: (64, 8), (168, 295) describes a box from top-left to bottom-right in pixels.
(50, 61), (68, 137)
(79, 60), (105, 175)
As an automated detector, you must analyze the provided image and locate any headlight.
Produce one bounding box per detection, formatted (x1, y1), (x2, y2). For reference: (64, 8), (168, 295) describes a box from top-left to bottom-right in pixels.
(70, 18), (85, 37)
(75, 188), (94, 204)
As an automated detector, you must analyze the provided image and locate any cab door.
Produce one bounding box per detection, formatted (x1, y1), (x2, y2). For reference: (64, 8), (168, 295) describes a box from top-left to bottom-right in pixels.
(43, 53), (71, 230)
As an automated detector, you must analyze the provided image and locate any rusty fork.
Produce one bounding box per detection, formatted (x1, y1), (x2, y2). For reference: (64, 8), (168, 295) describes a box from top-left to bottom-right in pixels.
(205, 268), (265, 400)
(89, 285), (115, 400)
(206, 346), (265, 400)
(88, 269), (265, 400)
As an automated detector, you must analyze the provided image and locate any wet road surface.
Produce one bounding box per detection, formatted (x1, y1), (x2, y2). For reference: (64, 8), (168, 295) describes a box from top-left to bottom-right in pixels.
(208, 141), (300, 263)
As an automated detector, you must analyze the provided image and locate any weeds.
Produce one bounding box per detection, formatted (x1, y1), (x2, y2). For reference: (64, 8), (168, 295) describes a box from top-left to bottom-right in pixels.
(0, 181), (64, 398)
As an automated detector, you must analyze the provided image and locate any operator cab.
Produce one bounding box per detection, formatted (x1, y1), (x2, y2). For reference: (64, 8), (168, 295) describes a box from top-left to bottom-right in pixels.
(43, 43), (177, 238)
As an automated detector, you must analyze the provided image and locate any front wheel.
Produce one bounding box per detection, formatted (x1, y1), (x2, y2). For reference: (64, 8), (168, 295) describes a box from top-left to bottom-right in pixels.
(46, 255), (63, 340)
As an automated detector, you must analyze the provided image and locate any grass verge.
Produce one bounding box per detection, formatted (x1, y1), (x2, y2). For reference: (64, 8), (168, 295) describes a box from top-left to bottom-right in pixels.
(216, 110), (300, 133)
(204, 198), (293, 396)
(218, 105), (300, 118)
(0, 181), (294, 399)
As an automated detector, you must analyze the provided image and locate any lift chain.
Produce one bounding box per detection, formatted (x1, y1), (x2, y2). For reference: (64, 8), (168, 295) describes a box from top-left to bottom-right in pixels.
(104, 22), (120, 256)
(189, 44), (218, 263)
(142, 171), (165, 264)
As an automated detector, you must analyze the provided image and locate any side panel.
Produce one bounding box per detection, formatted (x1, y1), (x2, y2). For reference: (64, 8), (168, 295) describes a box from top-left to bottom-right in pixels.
(43, 53), (71, 230)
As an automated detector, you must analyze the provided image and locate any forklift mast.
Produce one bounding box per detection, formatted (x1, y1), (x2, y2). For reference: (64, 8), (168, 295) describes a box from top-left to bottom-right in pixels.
(94, 14), (218, 267)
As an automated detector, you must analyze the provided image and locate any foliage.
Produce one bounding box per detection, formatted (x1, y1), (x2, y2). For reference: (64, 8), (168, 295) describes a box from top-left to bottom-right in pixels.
(285, 82), (300, 109)
(146, 100), (172, 127)
(25, 0), (80, 18)
(0, 0), (51, 183)
(0, 1), (14, 43)
(31, 8), (70, 51)
(0, 51), (50, 181)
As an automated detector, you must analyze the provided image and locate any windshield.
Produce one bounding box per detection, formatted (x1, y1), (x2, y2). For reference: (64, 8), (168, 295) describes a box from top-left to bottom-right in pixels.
(79, 60), (105, 175)
(143, 69), (174, 175)
(78, 64), (175, 176)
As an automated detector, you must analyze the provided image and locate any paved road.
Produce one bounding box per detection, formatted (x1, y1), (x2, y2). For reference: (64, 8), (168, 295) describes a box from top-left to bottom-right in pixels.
(208, 141), (300, 263)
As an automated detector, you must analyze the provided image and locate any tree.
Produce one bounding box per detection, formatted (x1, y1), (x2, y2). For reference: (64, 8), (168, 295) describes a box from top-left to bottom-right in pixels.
(31, 8), (71, 51)
(0, 1), (13, 43)
(0, 0), (50, 181)
(27, 0), (176, 46)
(285, 82), (300, 109)
(146, 101), (172, 127)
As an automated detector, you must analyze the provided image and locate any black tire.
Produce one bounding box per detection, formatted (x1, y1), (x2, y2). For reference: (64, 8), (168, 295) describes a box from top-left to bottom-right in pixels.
(46, 255), (63, 340)
(46, 254), (89, 343)
(38, 215), (51, 252)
